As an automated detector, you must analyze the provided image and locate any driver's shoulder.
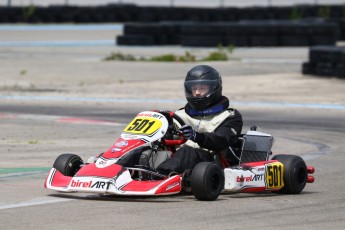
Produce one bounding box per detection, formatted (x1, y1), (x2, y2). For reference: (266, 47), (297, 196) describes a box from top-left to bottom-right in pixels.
(175, 107), (186, 115)
(226, 107), (242, 116)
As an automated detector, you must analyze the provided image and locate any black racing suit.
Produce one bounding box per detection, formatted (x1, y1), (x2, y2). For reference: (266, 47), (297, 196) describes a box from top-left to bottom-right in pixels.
(157, 97), (243, 175)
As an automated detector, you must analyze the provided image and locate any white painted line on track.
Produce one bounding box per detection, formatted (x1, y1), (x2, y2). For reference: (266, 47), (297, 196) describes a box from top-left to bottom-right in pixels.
(1, 95), (345, 110)
(0, 112), (127, 126)
(0, 95), (186, 105)
(0, 171), (47, 179)
(0, 40), (115, 47)
(0, 24), (123, 31)
(241, 58), (305, 64)
(0, 197), (72, 210)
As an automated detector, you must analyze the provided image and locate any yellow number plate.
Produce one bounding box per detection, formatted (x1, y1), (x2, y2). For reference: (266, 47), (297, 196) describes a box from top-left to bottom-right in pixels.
(123, 117), (162, 135)
(265, 162), (284, 190)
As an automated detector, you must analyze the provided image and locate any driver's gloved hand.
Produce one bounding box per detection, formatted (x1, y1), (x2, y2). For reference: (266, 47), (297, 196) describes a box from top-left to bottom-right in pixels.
(179, 125), (197, 141)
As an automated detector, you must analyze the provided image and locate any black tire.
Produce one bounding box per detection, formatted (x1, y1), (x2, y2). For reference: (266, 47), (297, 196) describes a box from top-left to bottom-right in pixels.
(272, 154), (307, 194)
(191, 162), (224, 201)
(53, 153), (83, 176)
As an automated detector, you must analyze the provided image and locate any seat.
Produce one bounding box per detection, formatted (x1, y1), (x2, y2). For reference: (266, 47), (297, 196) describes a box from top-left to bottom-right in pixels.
(239, 133), (273, 164)
(222, 137), (244, 166)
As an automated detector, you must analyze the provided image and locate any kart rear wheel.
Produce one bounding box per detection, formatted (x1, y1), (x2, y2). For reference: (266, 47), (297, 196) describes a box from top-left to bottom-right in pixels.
(53, 153), (83, 176)
(191, 162), (224, 201)
(272, 154), (307, 194)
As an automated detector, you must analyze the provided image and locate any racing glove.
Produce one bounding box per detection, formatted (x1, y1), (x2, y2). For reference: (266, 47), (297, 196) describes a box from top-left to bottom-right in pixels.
(179, 125), (197, 141)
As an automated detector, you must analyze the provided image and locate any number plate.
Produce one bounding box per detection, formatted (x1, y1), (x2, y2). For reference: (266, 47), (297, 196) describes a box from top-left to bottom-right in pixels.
(265, 162), (284, 190)
(124, 117), (162, 135)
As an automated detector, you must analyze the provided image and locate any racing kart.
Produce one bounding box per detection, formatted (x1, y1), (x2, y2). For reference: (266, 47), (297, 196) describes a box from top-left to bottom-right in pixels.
(44, 110), (315, 201)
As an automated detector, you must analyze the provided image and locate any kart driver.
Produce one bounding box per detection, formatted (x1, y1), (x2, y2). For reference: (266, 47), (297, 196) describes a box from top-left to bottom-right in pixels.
(156, 65), (243, 176)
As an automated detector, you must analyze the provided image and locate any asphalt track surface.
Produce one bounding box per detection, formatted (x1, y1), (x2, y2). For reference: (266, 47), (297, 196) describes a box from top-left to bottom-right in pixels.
(1, 102), (345, 230)
(1, 25), (345, 229)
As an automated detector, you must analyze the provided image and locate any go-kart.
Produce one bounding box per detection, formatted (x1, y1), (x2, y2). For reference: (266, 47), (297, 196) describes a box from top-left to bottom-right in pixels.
(44, 110), (315, 201)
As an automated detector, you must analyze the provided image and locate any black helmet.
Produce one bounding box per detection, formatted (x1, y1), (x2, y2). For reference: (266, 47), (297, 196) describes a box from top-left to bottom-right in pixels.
(184, 65), (222, 111)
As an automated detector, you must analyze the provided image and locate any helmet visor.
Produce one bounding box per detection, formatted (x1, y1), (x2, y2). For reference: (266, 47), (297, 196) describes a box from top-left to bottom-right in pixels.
(184, 79), (220, 98)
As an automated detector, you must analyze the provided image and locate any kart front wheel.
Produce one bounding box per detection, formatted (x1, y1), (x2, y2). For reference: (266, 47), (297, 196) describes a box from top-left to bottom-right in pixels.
(191, 162), (224, 201)
(272, 154), (307, 194)
(53, 153), (84, 176)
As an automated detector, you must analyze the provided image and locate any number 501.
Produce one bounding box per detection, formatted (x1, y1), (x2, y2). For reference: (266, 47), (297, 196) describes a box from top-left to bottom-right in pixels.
(126, 119), (155, 133)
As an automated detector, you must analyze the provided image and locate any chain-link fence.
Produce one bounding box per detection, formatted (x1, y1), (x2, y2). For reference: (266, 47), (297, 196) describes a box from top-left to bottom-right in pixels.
(3, 0), (345, 7)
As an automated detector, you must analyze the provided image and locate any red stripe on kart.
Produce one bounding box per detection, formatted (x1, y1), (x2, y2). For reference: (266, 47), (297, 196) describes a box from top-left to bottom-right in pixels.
(102, 138), (147, 158)
(57, 117), (117, 125)
(121, 180), (163, 192)
(0, 113), (17, 119)
(75, 163), (124, 178)
(154, 175), (181, 194)
(121, 176), (181, 194)
(241, 187), (267, 193)
(50, 169), (72, 188)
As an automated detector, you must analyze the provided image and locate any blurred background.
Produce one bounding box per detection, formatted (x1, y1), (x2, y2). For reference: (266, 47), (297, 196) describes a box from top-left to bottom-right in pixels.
(2, 0), (345, 7)
(0, 1), (344, 75)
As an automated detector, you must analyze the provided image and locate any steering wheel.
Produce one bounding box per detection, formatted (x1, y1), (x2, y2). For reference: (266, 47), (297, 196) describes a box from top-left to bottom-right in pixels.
(153, 110), (187, 146)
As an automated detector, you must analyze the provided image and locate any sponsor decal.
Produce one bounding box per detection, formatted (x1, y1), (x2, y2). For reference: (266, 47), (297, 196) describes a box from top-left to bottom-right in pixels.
(91, 181), (111, 189)
(70, 179), (111, 189)
(236, 174), (264, 182)
(119, 140), (143, 153)
(111, 148), (122, 152)
(120, 134), (138, 140)
(166, 182), (180, 191)
(71, 180), (93, 188)
(137, 112), (163, 119)
(98, 160), (106, 165)
(115, 140), (128, 147)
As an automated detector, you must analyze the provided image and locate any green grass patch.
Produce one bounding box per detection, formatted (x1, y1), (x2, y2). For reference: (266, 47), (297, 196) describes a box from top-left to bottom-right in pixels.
(22, 4), (36, 21)
(20, 69), (27, 75)
(149, 54), (178, 62)
(0, 167), (50, 174)
(103, 52), (136, 61)
(104, 45), (235, 62)
(290, 7), (302, 20)
(317, 6), (331, 18)
(28, 140), (39, 144)
(202, 51), (228, 61)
